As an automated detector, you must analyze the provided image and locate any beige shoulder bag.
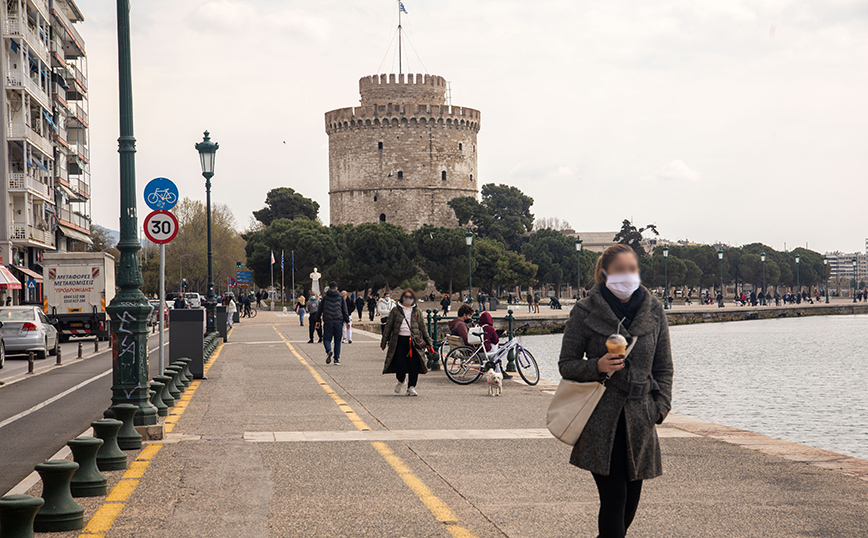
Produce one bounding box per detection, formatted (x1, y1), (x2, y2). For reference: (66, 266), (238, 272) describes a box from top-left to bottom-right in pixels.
(547, 337), (636, 446)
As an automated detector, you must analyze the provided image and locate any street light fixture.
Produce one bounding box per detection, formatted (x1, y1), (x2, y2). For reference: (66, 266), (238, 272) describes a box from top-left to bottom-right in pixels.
(663, 246), (669, 310)
(853, 258), (858, 303)
(195, 131), (219, 334)
(465, 229), (473, 306)
(717, 248), (724, 301)
(575, 237), (583, 299)
(795, 253), (801, 297)
(823, 256), (830, 304)
(761, 251), (766, 306)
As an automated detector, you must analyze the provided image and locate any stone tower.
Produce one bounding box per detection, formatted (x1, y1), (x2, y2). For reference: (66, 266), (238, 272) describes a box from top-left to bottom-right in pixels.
(325, 73), (481, 230)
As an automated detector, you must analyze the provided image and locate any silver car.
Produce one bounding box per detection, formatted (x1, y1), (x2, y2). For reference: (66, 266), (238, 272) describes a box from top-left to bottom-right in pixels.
(0, 306), (59, 359)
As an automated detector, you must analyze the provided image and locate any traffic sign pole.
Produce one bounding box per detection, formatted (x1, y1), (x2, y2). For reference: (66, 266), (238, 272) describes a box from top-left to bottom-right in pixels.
(159, 243), (165, 373)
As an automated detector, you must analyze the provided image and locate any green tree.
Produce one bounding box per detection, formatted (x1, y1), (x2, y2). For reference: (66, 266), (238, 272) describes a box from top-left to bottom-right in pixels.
(521, 228), (577, 293)
(473, 237), (537, 294)
(683, 259), (703, 288)
(252, 187), (320, 226)
(338, 223), (418, 293)
(613, 219), (658, 257)
(412, 225), (469, 294)
(448, 184), (534, 250)
(89, 224), (121, 261)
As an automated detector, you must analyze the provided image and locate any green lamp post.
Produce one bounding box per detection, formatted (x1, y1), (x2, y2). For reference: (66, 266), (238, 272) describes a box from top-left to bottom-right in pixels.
(663, 246), (670, 309)
(106, 0), (155, 425)
(853, 258), (858, 303)
(717, 248), (724, 300)
(795, 253), (801, 297)
(575, 237), (583, 298)
(195, 132), (219, 334)
(761, 251), (766, 306)
(465, 229), (473, 305)
(823, 256), (830, 303)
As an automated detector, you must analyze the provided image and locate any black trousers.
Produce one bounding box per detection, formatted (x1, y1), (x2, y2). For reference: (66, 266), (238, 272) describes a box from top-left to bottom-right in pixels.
(591, 409), (643, 538)
(309, 320), (322, 342)
(393, 336), (419, 387)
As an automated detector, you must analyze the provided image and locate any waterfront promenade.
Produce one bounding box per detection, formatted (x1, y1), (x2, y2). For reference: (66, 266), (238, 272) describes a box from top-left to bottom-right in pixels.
(16, 312), (868, 537)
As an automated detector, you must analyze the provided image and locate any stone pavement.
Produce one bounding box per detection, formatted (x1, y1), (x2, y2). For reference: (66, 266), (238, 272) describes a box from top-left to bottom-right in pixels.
(36, 311), (868, 537)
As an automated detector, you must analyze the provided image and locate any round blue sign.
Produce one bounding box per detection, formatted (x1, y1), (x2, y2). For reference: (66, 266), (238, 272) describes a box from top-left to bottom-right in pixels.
(143, 177), (179, 211)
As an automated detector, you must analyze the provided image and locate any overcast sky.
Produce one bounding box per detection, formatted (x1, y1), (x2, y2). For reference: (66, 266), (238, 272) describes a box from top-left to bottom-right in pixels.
(77, 0), (867, 253)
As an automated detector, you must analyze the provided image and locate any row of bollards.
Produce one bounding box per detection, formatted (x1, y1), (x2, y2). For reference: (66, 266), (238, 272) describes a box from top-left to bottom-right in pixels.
(0, 357), (195, 537)
(203, 332), (219, 361)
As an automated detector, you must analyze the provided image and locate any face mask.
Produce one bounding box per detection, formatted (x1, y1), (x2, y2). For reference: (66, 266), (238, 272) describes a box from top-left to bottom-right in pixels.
(605, 272), (641, 301)
(402, 297), (414, 306)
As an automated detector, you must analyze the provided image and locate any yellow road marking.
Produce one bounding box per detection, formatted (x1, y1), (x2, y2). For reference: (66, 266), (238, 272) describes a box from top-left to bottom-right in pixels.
(137, 444), (161, 460)
(272, 326), (478, 538)
(105, 479), (138, 502)
(122, 460), (149, 479)
(81, 502), (124, 534)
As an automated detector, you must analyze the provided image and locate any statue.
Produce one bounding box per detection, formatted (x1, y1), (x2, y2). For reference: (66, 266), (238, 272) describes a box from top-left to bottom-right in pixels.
(310, 267), (322, 296)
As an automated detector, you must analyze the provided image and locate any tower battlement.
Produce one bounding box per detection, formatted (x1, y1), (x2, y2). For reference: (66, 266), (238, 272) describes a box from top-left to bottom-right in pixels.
(325, 104), (480, 135)
(359, 73), (447, 105)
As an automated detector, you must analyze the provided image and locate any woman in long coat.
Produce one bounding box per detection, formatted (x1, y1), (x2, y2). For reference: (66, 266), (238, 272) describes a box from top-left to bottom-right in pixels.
(559, 243), (674, 538)
(381, 289), (433, 396)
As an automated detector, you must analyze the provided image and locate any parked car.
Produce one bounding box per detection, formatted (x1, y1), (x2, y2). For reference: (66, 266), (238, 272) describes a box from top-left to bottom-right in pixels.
(0, 306), (59, 359)
(184, 293), (202, 308)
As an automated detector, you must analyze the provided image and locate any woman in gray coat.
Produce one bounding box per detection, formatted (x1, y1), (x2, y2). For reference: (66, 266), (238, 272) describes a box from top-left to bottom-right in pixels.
(559, 243), (674, 538)
(381, 289), (434, 396)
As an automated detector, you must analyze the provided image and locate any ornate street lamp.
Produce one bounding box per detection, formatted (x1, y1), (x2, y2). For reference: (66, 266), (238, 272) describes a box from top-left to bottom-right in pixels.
(575, 237), (583, 298)
(761, 252), (767, 306)
(663, 246), (669, 309)
(853, 258), (858, 303)
(106, 0), (156, 425)
(195, 131), (219, 334)
(823, 256), (830, 304)
(465, 229), (473, 306)
(717, 248), (724, 300)
(795, 253), (801, 296)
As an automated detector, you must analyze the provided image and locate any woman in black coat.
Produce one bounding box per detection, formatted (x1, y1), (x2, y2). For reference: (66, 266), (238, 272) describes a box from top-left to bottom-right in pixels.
(559, 244), (674, 538)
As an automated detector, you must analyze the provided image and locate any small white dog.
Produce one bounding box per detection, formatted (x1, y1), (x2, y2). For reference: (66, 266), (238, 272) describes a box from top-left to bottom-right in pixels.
(484, 369), (503, 396)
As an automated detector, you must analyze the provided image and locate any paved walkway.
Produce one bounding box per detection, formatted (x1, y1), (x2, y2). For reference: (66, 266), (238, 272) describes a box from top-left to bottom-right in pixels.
(32, 312), (868, 537)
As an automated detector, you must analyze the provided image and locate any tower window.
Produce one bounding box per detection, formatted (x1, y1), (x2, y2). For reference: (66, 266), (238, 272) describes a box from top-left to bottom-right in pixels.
(397, 171), (403, 180)
(373, 195), (378, 202)
(441, 171), (447, 181)
(379, 213), (386, 222)
(378, 141), (383, 150)
(470, 174), (473, 182)
(459, 143), (463, 151)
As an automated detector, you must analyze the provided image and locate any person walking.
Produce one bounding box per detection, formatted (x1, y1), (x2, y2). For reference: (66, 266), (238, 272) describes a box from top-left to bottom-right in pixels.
(477, 291), (486, 312)
(377, 291), (396, 321)
(341, 291), (354, 344)
(223, 294), (236, 331)
(558, 244), (674, 538)
(367, 294), (378, 321)
(440, 294), (451, 314)
(307, 293), (322, 344)
(240, 293), (251, 317)
(380, 289), (433, 397)
(296, 293), (306, 326)
(355, 295), (365, 321)
(533, 292), (541, 314)
(527, 292), (534, 313)
(316, 282), (350, 365)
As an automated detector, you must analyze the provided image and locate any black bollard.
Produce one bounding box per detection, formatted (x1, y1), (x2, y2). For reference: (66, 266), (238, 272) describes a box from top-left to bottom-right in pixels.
(67, 437), (107, 497)
(0, 494), (44, 538)
(56, 345), (61, 366)
(163, 367), (183, 399)
(171, 361), (191, 388)
(90, 419), (127, 471)
(111, 404), (143, 450)
(153, 375), (175, 407)
(27, 352), (34, 374)
(33, 460), (84, 532)
(149, 381), (168, 416)
(77, 341), (82, 359)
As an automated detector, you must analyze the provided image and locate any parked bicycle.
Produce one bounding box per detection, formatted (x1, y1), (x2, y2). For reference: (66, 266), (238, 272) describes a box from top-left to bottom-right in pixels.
(443, 337), (539, 386)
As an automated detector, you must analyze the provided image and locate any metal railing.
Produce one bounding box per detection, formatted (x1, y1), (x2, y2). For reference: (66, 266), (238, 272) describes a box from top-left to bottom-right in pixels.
(59, 208), (89, 230)
(52, 81), (67, 104)
(3, 17), (50, 61)
(10, 224), (55, 247)
(51, 7), (85, 56)
(7, 121), (54, 156)
(8, 172), (52, 199)
(69, 142), (89, 162)
(69, 102), (88, 126)
(5, 70), (50, 108)
(423, 308), (518, 372)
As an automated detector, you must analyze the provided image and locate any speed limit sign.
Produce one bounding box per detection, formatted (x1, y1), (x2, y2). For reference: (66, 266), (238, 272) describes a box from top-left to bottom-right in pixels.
(143, 210), (179, 244)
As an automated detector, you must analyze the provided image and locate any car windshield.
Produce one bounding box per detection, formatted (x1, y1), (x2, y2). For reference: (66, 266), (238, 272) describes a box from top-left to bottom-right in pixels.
(0, 308), (35, 321)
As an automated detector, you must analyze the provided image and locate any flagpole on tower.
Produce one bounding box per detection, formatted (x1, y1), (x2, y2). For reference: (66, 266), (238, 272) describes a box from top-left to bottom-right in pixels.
(398, 0), (402, 75)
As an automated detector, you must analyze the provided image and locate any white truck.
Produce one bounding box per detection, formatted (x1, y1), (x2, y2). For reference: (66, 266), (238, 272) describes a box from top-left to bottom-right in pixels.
(43, 252), (116, 341)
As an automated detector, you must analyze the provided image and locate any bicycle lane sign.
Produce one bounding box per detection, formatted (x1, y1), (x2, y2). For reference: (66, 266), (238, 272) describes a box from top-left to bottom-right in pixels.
(144, 177), (179, 211)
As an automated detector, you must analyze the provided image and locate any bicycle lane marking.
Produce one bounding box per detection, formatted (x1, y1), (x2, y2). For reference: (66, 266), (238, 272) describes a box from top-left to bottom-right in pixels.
(271, 326), (479, 538)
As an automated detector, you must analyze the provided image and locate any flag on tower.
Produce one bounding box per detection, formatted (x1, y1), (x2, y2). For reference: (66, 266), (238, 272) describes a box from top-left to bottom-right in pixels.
(400, 2), (408, 14)
(270, 251), (275, 266)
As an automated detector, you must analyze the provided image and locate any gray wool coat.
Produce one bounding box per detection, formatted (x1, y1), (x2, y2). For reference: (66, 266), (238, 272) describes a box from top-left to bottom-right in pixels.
(558, 284), (674, 480)
(381, 305), (433, 375)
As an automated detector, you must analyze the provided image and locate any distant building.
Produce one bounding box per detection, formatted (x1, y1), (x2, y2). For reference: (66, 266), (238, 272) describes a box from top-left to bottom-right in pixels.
(567, 232), (618, 253)
(824, 251), (867, 283)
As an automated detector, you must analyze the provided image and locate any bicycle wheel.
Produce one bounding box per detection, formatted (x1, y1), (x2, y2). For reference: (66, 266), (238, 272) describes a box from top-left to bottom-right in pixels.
(249, 308), (258, 318)
(515, 347), (540, 385)
(443, 346), (484, 385)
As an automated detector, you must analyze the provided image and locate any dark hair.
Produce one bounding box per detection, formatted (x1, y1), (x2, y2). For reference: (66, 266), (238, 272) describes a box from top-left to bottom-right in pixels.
(400, 288), (417, 302)
(457, 304), (474, 317)
(594, 244), (638, 283)
(328, 281), (337, 289)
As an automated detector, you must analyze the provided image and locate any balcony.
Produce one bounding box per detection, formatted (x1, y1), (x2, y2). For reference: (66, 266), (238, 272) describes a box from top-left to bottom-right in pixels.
(69, 142), (89, 163)
(5, 70), (50, 109)
(74, 178), (89, 199)
(3, 17), (50, 62)
(7, 122), (54, 157)
(8, 172), (53, 202)
(10, 224), (55, 248)
(63, 64), (87, 94)
(58, 208), (89, 231)
(68, 102), (88, 127)
(51, 7), (85, 57)
(51, 81), (67, 107)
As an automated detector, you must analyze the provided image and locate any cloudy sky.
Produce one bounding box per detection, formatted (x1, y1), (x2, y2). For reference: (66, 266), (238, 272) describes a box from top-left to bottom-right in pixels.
(77, 0), (867, 253)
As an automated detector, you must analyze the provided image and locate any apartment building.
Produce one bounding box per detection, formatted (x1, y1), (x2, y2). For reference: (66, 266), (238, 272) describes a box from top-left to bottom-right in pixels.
(824, 251), (867, 287)
(1, 0), (91, 304)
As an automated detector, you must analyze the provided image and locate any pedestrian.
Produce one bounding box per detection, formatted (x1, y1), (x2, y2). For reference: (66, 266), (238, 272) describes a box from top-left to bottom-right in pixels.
(241, 293), (252, 317)
(527, 292), (534, 313)
(533, 292), (541, 314)
(477, 291), (486, 312)
(448, 304), (475, 345)
(377, 291), (396, 322)
(440, 294), (451, 314)
(307, 293), (323, 344)
(316, 281), (350, 365)
(717, 291), (724, 308)
(255, 290), (262, 308)
(355, 295), (365, 321)
(340, 291), (354, 343)
(367, 294), (378, 321)
(381, 289), (433, 397)
(223, 294), (236, 331)
(478, 311), (511, 379)
(558, 243), (674, 538)
(174, 295), (185, 310)
(296, 293), (306, 326)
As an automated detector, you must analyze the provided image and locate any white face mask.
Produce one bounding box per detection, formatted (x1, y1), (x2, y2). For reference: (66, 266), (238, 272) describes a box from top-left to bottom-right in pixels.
(605, 272), (641, 301)
(402, 297), (414, 306)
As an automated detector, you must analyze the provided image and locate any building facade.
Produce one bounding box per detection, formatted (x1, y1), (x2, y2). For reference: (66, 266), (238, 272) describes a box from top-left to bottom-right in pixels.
(1, 0), (91, 304)
(325, 73), (480, 230)
(824, 251), (867, 284)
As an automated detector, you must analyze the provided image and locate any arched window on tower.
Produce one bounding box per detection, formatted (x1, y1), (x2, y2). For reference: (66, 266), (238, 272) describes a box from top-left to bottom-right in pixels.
(378, 141), (383, 150)
(441, 171), (447, 181)
(373, 195), (378, 202)
(470, 174), (473, 182)
(379, 213), (386, 222)
(459, 143), (463, 151)
(397, 171), (403, 180)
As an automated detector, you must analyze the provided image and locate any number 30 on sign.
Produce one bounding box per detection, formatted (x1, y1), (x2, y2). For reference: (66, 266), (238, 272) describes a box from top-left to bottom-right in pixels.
(143, 210), (179, 244)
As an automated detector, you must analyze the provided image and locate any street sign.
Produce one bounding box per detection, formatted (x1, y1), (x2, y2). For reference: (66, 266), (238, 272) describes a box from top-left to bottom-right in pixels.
(143, 177), (179, 211)
(236, 270), (252, 283)
(26, 280), (36, 289)
(229, 277), (237, 287)
(143, 210), (179, 244)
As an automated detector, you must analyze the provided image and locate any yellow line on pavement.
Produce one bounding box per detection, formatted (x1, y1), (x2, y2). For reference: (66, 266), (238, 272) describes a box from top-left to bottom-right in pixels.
(79, 339), (227, 537)
(273, 326), (478, 538)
